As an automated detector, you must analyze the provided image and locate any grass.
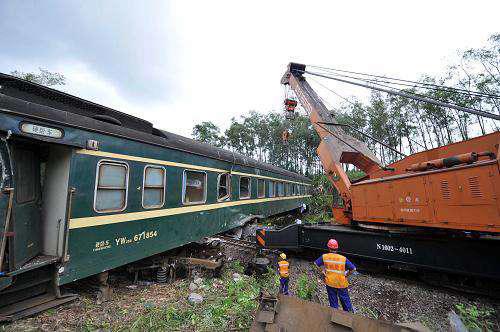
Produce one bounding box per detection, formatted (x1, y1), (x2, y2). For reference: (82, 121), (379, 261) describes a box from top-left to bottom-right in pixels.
(454, 303), (496, 331)
(296, 273), (317, 301)
(357, 306), (380, 319)
(125, 260), (277, 331)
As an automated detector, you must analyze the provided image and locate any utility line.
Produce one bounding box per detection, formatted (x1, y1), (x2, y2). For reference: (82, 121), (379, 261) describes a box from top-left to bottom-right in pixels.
(300, 70), (500, 121)
(309, 65), (500, 100)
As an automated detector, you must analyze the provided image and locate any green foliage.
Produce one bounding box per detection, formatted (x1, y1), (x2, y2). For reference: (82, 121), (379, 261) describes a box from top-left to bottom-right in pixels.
(10, 68), (66, 87)
(454, 303), (495, 331)
(228, 260), (245, 274)
(127, 263), (277, 331)
(357, 306), (380, 319)
(130, 306), (195, 331)
(296, 274), (317, 301)
(192, 121), (224, 147)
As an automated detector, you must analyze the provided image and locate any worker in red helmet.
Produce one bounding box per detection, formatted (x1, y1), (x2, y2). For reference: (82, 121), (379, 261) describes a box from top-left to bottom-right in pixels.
(314, 239), (356, 311)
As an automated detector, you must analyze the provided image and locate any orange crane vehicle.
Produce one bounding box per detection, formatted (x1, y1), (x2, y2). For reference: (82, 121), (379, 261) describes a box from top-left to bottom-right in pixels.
(257, 63), (500, 294)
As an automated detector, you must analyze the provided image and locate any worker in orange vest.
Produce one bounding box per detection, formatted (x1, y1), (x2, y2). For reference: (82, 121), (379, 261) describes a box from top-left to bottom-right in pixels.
(278, 253), (290, 295)
(314, 239), (355, 311)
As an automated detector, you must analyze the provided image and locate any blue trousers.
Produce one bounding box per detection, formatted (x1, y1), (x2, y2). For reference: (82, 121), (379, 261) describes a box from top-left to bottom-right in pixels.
(279, 277), (289, 295)
(326, 286), (353, 312)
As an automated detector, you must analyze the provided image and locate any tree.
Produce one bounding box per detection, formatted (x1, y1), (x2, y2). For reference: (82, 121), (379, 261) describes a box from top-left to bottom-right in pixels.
(10, 68), (66, 87)
(192, 121), (224, 147)
(192, 33), (499, 176)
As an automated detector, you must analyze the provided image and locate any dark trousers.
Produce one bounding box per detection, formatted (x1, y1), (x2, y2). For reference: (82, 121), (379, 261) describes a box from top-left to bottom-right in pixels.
(326, 285), (353, 312)
(279, 277), (289, 295)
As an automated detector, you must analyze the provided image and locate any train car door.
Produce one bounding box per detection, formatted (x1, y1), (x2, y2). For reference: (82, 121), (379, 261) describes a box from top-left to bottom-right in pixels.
(9, 143), (42, 269)
(0, 139), (13, 273)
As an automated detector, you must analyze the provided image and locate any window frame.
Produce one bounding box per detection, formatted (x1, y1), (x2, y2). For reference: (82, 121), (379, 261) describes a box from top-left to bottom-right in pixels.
(182, 169), (207, 205)
(142, 165), (166, 209)
(93, 159), (129, 213)
(257, 178), (266, 198)
(217, 172), (232, 202)
(239, 176), (251, 199)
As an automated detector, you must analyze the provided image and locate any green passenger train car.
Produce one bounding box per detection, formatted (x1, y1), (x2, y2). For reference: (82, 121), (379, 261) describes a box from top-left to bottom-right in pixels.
(0, 73), (311, 320)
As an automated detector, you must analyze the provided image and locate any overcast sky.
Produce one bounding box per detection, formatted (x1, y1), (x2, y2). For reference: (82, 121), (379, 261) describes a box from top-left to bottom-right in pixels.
(0, 1), (498, 137)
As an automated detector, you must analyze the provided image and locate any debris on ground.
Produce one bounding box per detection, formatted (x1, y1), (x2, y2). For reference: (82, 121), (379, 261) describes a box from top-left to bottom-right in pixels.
(187, 293), (204, 304)
(1, 240), (498, 331)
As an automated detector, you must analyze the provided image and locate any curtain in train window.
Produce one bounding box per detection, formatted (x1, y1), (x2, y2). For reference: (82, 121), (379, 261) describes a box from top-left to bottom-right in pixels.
(268, 180), (275, 197)
(257, 179), (265, 198)
(239, 176), (251, 199)
(183, 170), (207, 204)
(217, 173), (231, 201)
(277, 182), (284, 197)
(95, 161), (128, 212)
(143, 166), (166, 208)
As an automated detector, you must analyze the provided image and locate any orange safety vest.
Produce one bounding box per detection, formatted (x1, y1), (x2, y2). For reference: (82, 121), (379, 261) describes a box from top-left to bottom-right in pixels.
(322, 253), (348, 288)
(278, 260), (289, 278)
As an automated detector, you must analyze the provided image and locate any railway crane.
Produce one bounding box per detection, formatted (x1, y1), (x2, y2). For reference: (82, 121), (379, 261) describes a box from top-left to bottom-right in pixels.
(257, 63), (500, 293)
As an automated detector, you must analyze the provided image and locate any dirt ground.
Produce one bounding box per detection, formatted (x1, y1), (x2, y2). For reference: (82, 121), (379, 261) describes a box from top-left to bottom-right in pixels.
(2, 244), (499, 331)
(285, 256), (500, 331)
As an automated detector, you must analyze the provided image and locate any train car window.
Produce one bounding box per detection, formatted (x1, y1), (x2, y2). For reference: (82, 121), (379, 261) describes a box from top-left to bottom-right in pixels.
(239, 176), (251, 199)
(257, 179), (265, 198)
(277, 182), (284, 197)
(217, 173), (231, 201)
(95, 161), (129, 212)
(291, 184), (296, 196)
(183, 170), (207, 204)
(142, 166), (166, 209)
(268, 180), (275, 197)
(295, 184), (299, 195)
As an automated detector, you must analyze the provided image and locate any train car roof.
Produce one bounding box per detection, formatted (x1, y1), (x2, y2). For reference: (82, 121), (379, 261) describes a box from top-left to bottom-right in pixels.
(0, 73), (310, 182)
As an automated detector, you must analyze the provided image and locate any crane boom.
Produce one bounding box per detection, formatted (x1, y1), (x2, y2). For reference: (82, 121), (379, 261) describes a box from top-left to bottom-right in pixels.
(281, 63), (381, 218)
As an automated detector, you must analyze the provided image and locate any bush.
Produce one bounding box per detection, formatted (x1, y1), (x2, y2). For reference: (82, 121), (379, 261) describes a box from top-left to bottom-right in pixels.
(454, 303), (495, 331)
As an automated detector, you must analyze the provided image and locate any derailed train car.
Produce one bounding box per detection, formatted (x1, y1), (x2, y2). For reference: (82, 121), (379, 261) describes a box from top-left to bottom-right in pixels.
(0, 73), (311, 319)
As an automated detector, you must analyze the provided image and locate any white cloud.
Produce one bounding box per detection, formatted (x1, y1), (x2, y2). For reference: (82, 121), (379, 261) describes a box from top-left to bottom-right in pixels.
(1, 0), (498, 137)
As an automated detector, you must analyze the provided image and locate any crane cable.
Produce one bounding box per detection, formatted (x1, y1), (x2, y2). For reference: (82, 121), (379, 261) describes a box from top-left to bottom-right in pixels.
(299, 69), (500, 121)
(309, 77), (428, 150)
(309, 65), (500, 100)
